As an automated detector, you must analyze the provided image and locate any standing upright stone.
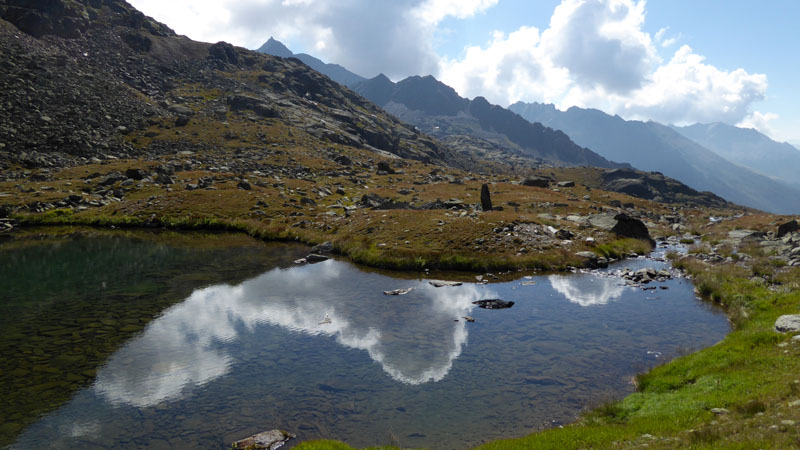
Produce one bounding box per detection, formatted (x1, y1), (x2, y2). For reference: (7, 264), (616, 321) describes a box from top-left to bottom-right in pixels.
(480, 184), (493, 212)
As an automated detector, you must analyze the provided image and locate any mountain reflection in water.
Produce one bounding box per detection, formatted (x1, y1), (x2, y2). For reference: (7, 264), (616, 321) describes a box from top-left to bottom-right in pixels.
(94, 261), (495, 407)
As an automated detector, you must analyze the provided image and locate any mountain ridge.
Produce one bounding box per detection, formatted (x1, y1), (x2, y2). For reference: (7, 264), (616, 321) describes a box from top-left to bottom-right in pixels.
(255, 37), (366, 88)
(509, 101), (800, 214)
(354, 73), (624, 170)
(671, 122), (800, 189)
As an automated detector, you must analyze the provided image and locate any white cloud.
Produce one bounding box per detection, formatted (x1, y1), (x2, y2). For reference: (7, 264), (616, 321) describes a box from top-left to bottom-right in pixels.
(439, 0), (769, 126)
(129, 0), (496, 80)
(412, 0), (498, 24)
(439, 27), (570, 105)
(128, 0), (774, 127)
(737, 111), (779, 135)
(654, 26), (679, 48)
(539, 0), (657, 94)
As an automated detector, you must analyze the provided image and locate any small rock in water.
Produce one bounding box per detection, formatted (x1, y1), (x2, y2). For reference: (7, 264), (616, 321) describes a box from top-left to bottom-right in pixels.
(463, 316), (475, 322)
(472, 299), (515, 309)
(306, 254), (329, 263)
(231, 429), (295, 450)
(293, 258), (307, 265)
(429, 280), (462, 288)
(384, 288), (414, 296)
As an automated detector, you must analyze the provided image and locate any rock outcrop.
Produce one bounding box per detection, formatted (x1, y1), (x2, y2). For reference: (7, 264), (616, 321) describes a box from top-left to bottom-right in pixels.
(611, 213), (656, 247)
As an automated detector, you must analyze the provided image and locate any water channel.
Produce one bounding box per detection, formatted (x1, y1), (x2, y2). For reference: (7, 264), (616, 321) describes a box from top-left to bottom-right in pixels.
(0, 230), (729, 449)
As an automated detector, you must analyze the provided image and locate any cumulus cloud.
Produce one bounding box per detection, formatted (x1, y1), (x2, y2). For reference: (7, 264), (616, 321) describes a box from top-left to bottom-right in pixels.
(438, 0), (769, 126)
(128, 0), (773, 126)
(738, 111), (779, 135)
(539, 0), (656, 94)
(129, 0), (495, 80)
(440, 27), (570, 105)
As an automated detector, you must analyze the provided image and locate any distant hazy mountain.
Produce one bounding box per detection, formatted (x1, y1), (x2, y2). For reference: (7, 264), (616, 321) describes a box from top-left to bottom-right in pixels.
(255, 37), (366, 88)
(509, 101), (800, 214)
(671, 123), (800, 189)
(353, 74), (621, 169)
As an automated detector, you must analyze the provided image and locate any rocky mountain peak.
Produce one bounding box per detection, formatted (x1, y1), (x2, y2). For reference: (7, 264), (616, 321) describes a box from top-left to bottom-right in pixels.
(256, 36), (293, 58)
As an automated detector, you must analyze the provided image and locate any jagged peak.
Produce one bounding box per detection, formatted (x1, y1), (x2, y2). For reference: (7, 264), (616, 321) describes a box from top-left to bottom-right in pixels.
(256, 36), (293, 58)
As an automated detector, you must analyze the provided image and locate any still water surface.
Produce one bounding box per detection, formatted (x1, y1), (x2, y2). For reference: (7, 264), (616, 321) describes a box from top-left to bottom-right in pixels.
(2, 233), (729, 449)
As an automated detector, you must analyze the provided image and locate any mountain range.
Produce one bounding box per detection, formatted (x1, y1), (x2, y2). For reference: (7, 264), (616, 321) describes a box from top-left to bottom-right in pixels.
(509, 102), (800, 214)
(671, 122), (800, 189)
(256, 37), (366, 88)
(256, 37), (797, 214)
(352, 74), (622, 169)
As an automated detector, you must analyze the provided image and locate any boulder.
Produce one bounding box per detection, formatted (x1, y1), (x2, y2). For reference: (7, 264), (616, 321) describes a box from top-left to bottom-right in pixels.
(556, 181), (575, 188)
(306, 254), (329, 263)
(480, 184), (493, 211)
(376, 161), (395, 174)
(334, 155), (352, 166)
(727, 230), (766, 242)
(167, 104), (194, 117)
(775, 314), (800, 333)
(231, 429), (294, 450)
(357, 192), (387, 209)
(208, 41), (239, 65)
(611, 213), (655, 247)
(777, 220), (799, 238)
(522, 177), (550, 188)
(588, 213), (618, 231)
(125, 168), (145, 180)
(311, 241), (333, 253)
(98, 172), (126, 186)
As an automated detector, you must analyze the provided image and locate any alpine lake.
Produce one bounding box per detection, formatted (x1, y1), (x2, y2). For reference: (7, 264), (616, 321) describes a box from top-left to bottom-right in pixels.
(0, 228), (730, 450)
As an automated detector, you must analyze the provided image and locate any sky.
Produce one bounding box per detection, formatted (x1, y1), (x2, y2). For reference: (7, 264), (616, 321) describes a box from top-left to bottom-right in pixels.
(127, 0), (800, 146)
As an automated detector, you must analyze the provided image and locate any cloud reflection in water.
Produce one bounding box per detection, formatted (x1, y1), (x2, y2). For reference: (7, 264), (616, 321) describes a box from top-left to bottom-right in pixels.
(94, 261), (494, 407)
(548, 274), (627, 307)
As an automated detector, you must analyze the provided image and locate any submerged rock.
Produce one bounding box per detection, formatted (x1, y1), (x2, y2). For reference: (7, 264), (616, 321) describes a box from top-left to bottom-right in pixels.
(473, 299), (515, 309)
(231, 429), (295, 450)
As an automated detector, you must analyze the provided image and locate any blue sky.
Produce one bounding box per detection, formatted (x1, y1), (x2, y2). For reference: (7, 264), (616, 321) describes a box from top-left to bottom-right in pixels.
(128, 0), (800, 145)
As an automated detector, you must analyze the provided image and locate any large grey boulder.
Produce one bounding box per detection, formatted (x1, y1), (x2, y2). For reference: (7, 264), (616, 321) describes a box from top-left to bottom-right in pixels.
(775, 314), (800, 333)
